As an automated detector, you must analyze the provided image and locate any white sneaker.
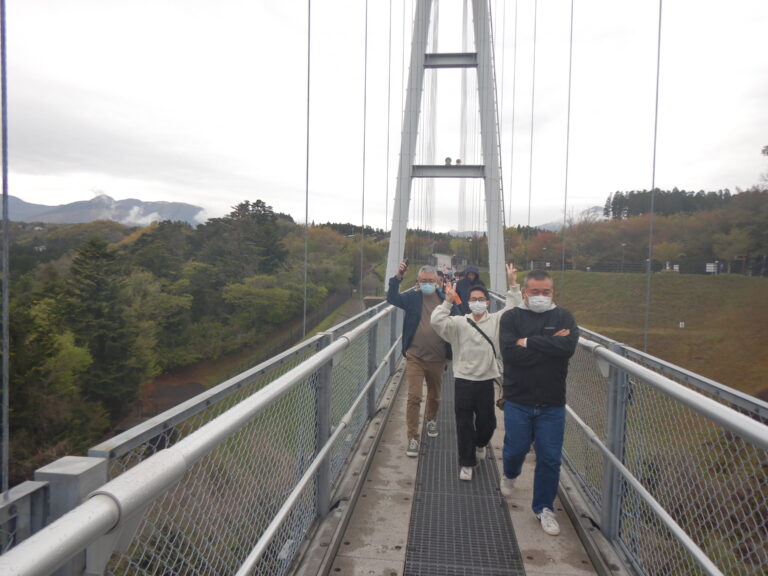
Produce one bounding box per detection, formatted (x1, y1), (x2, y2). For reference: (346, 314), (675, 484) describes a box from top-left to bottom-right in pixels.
(537, 508), (560, 536)
(406, 437), (419, 457)
(426, 420), (438, 437)
(500, 475), (515, 496)
(459, 466), (473, 481)
(475, 446), (486, 461)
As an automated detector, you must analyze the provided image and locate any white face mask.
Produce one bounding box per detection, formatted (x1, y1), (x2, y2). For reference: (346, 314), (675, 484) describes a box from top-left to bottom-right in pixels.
(527, 295), (552, 313)
(468, 301), (488, 315)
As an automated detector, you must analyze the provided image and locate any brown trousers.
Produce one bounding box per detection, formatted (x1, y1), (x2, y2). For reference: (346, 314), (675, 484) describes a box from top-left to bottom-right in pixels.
(405, 353), (445, 439)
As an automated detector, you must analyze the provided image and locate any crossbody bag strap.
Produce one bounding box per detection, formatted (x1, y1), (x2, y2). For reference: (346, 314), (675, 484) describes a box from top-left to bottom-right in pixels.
(467, 318), (505, 408)
(466, 318), (496, 356)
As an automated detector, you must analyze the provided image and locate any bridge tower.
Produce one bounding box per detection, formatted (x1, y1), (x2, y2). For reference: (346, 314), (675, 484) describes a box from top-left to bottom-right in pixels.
(385, 0), (506, 293)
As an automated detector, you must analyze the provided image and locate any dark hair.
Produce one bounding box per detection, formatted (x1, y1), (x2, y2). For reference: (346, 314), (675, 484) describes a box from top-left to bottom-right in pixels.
(468, 284), (489, 300)
(524, 270), (552, 287)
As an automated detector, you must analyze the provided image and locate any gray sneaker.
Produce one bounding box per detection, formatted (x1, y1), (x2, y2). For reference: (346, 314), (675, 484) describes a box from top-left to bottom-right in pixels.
(426, 420), (438, 437)
(500, 475), (516, 496)
(406, 437), (419, 457)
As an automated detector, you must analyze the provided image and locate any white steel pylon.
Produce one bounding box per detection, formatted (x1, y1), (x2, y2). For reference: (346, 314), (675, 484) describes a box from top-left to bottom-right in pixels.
(385, 0), (506, 293)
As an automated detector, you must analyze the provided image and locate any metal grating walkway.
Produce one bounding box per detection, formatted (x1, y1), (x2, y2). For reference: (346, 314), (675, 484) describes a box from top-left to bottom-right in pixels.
(404, 371), (526, 576)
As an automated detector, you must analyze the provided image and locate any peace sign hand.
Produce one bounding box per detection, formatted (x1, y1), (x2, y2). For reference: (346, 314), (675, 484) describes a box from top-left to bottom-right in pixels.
(506, 263), (518, 286)
(444, 281), (456, 304)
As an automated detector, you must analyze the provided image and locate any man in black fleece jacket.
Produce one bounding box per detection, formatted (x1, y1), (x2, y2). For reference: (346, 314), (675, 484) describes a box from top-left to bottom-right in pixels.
(498, 270), (579, 536)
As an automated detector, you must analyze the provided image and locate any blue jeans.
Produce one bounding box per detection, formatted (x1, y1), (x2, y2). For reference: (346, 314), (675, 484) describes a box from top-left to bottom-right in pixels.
(503, 401), (565, 515)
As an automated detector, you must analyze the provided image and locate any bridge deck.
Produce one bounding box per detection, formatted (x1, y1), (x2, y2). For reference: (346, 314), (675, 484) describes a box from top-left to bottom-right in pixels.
(295, 362), (603, 576)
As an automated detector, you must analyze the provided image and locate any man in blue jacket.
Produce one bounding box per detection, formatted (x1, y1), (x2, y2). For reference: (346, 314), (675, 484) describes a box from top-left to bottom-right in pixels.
(388, 262), (451, 457)
(499, 270), (579, 536)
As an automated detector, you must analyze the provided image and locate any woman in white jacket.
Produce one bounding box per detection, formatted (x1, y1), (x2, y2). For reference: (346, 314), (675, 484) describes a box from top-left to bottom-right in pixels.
(430, 264), (521, 481)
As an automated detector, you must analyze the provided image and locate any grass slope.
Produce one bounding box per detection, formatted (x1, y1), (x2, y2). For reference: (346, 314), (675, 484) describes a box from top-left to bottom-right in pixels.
(547, 271), (767, 398)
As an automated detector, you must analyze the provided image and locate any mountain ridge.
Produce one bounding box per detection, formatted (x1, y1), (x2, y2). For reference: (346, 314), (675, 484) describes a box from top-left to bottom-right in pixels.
(9, 194), (207, 227)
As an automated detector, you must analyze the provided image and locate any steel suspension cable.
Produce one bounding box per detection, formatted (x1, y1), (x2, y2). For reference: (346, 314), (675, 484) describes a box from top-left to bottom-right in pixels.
(384, 0), (393, 230)
(1, 0), (9, 495)
(302, 0), (312, 338)
(560, 0), (575, 275)
(487, 2), (505, 237)
(524, 0), (538, 268)
(426, 1), (438, 232)
(497, 2), (512, 241)
(360, 0), (369, 297)
(397, 0), (409, 259)
(643, 0), (664, 352)
(508, 0), (518, 225)
(497, 0), (506, 142)
(459, 0), (468, 233)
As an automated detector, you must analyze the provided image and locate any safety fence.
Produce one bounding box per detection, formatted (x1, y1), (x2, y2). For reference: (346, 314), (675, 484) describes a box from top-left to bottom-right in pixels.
(1, 299), (767, 576)
(0, 300), (401, 576)
(565, 328), (768, 576)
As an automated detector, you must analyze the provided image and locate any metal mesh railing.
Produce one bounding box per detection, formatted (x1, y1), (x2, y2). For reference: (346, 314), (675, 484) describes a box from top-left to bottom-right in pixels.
(100, 304), (400, 576)
(619, 375), (767, 575)
(563, 343), (609, 511)
(91, 337), (325, 479)
(564, 334), (768, 576)
(0, 300), (401, 575)
(106, 374), (321, 576)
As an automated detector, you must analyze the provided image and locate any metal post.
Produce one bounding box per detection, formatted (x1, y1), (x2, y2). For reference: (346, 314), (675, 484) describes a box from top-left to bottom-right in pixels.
(314, 333), (334, 517)
(600, 342), (628, 541)
(34, 456), (108, 575)
(389, 311), (398, 378)
(367, 325), (378, 418)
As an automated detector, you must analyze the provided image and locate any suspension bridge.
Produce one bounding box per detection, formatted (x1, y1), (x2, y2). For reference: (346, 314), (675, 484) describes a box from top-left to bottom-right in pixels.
(1, 1), (767, 575)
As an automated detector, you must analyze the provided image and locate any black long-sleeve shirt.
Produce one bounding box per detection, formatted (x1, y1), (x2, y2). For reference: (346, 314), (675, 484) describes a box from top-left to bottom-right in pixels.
(499, 306), (579, 406)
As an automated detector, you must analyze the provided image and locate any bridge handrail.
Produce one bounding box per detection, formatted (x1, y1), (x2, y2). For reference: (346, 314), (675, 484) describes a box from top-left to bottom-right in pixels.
(567, 335), (768, 575)
(579, 338), (767, 451)
(566, 405), (724, 576)
(88, 333), (326, 460)
(234, 331), (400, 576)
(0, 305), (397, 576)
(88, 298), (394, 462)
(579, 326), (768, 420)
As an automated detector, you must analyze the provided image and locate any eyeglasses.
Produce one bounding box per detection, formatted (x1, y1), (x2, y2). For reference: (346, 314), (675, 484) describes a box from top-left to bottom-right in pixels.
(468, 297), (488, 302)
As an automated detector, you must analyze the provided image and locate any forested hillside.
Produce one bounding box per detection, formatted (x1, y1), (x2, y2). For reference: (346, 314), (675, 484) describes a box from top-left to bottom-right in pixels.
(507, 188), (767, 275)
(7, 188), (766, 484)
(7, 200), (384, 484)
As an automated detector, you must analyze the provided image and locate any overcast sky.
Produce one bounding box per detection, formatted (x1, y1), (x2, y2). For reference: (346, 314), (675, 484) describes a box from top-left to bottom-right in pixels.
(5, 0), (768, 232)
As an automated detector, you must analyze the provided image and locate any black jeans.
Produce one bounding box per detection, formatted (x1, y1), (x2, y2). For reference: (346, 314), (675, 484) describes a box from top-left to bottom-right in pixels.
(454, 378), (496, 466)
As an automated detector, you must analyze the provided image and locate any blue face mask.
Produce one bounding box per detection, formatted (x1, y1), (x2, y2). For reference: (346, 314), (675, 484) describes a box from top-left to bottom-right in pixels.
(420, 282), (436, 295)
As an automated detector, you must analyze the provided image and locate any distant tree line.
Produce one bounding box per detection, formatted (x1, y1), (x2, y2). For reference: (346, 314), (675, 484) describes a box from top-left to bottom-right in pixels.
(518, 188), (767, 275)
(7, 200), (385, 483)
(315, 222), (386, 238)
(603, 188), (733, 220)
(401, 188), (767, 276)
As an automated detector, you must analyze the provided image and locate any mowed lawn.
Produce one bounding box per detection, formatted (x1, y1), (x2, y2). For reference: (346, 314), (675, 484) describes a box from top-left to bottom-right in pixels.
(545, 271), (767, 399)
